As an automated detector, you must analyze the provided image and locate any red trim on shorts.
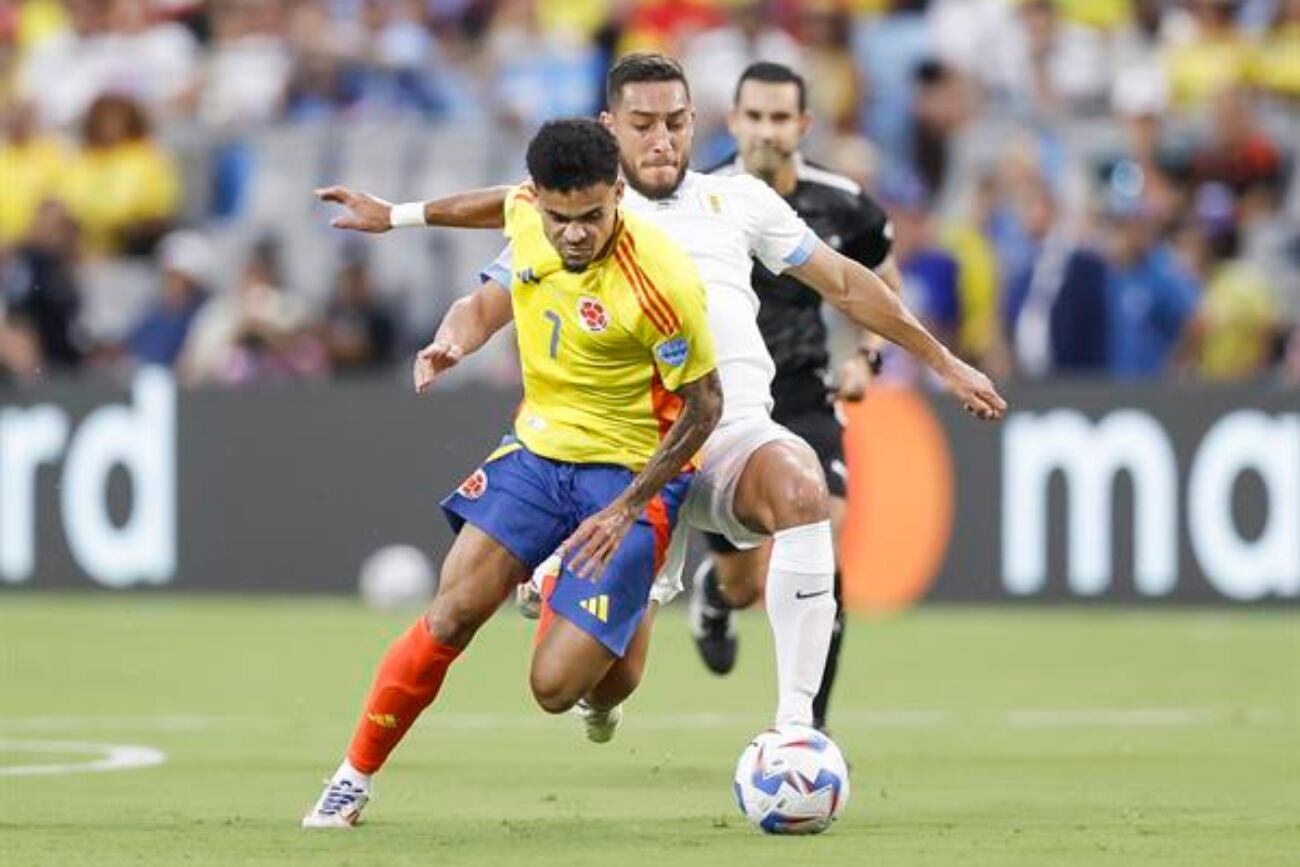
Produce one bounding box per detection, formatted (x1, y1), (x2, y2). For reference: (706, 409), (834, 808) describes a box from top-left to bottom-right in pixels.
(646, 494), (672, 575)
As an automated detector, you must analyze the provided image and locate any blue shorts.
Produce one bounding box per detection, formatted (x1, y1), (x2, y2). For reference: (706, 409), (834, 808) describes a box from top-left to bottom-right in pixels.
(441, 441), (690, 657)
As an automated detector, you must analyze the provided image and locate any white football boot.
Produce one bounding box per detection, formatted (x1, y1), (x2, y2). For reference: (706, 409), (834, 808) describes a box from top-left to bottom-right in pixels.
(516, 581), (542, 620)
(518, 552), (561, 620)
(574, 698), (623, 744)
(301, 778), (370, 828)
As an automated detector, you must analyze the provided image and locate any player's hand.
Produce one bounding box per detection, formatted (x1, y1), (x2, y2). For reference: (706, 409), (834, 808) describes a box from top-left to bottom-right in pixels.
(413, 339), (463, 392)
(939, 356), (1007, 421)
(835, 353), (873, 402)
(315, 185), (394, 233)
(561, 500), (639, 582)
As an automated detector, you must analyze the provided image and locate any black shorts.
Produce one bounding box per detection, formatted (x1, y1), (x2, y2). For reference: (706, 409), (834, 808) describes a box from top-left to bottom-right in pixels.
(703, 406), (847, 555)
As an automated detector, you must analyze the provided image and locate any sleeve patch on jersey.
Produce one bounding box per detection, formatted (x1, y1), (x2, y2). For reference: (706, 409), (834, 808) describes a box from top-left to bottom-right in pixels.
(783, 229), (818, 267)
(655, 336), (690, 367)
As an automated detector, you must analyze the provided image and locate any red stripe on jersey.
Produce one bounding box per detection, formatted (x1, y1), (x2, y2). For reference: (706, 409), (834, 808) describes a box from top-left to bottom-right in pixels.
(614, 247), (673, 335)
(619, 240), (681, 333)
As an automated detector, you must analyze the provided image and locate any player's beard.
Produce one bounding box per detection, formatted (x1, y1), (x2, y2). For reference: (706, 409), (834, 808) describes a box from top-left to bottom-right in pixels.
(744, 142), (793, 185)
(621, 154), (690, 200)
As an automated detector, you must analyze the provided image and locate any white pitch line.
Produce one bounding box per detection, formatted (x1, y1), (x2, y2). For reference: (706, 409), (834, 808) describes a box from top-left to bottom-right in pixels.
(0, 715), (250, 732)
(0, 740), (166, 777)
(1005, 708), (1219, 728)
(417, 710), (953, 731)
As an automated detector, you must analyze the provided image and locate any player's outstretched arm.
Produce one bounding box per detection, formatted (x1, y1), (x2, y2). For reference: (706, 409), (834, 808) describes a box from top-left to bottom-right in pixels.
(838, 254), (904, 401)
(316, 185), (511, 232)
(789, 242), (1007, 421)
(413, 279), (513, 393)
(564, 370), (724, 580)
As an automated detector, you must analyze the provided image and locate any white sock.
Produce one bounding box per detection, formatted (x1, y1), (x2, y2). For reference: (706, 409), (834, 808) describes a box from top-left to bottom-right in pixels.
(331, 759), (372, 789)
(764, 520), (836, 727)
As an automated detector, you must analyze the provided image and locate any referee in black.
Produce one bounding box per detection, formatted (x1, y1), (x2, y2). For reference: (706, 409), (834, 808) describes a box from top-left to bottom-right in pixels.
(691, 61), (902, 733)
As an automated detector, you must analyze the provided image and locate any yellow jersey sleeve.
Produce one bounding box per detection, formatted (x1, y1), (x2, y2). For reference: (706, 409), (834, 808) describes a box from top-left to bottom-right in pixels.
(503, 183), (539, 242)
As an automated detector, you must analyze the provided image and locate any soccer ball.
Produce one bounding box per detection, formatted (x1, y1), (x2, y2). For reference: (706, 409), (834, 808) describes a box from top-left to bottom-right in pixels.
(358, 544), (436, 611)
(733, 724), (850, 834)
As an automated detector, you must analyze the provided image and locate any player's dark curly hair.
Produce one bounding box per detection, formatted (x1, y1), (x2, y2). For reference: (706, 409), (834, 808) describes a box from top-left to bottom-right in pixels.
(606, 52), (690, 108)
(526, 119), (621, 193)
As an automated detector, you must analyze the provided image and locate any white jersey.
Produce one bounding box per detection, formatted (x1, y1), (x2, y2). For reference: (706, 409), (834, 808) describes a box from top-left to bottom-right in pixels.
(621, 171), (817, 422)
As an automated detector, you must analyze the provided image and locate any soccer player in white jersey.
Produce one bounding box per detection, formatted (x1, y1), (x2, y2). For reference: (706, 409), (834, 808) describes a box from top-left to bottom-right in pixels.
(316, 53), (1005, 734)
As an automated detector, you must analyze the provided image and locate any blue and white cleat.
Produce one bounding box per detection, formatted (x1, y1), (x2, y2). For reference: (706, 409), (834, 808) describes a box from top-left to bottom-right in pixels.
(301, 778), (370, 828)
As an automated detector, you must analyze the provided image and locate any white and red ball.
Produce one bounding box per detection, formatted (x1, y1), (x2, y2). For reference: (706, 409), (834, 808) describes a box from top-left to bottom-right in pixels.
(733, 724), (850, 834)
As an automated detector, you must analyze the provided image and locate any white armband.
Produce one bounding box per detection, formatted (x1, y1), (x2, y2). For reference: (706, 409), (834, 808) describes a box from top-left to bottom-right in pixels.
(389, 201), (428, 229)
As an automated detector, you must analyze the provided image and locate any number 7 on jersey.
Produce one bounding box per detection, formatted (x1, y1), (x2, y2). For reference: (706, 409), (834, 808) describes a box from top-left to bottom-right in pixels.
(544, 310), (561, 359)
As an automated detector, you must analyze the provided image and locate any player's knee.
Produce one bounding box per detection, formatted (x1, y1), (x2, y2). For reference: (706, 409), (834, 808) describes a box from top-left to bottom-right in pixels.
(771, 464), (830, 529)
(529, 666), (580, 715)
(425, 590), (488, 648)
(715, 562), (760, 607)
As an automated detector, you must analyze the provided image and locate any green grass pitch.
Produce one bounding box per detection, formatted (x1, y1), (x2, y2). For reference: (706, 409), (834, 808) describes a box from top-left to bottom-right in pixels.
(1, 596), (1297, 866)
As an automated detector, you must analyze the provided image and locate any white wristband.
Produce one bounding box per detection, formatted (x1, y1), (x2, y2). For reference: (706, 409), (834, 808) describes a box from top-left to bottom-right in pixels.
(390, 201), (427, 229)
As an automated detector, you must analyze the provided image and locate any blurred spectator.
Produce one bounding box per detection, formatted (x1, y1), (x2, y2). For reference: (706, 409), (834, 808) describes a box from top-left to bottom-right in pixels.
(883, 171), (962, 360)
(999, 0), (1112, 119)
(486, 0), (602, 132)
(1111, 0), (1170, 118)
(128, 230), (212, 367)
(199, 0), (293, 128)
(17, 0), (110, 129)
(0, 97), (70, 247)
(8, 0), (72, 59)
(1251, 0), (1300, 101)
(1238, 178), (1300, 348)
(0, 200), (83, 379)
(929, 0), (1015, 90)
(320, 244), (396, 373)
(854, 0), (932, 156)
(938, 170), (1004, 369)
(1163, 0), (1252, 111)
(798, 5), (860, 133)
(1191, 87), (1285, 194)
(618, 0), (724, 56)
(1002, 178), (1110, 378)
(16, 0), (197, 129)
(179, 237), (325, 387)
(283, 0), (358, 120)
(345, 0), (452, 117)
(1101, 189), (1201, 379)
(909, 58), (972, 203)
(99, 0), (200, 120)
(60, 94), (180, 257)
(683, 0), (802, 157)
(1178, 183), (1283, 381)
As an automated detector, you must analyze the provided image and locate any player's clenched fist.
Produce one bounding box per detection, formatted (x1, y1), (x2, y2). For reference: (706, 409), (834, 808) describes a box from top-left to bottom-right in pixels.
(315, 185), (395, 233)
(413, 340), (463, 393)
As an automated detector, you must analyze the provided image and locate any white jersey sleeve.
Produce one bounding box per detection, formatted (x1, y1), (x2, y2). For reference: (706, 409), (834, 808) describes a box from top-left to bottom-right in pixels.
(479, 243), (513, 286)
(737, 175), (818, 275)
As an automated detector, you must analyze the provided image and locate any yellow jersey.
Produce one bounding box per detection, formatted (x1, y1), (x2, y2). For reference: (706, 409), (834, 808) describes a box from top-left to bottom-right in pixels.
(497, 184), (716, 470)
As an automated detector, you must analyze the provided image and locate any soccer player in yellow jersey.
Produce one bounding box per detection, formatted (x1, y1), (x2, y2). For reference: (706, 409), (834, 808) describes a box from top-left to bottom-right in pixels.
(303, 119), (723, 828)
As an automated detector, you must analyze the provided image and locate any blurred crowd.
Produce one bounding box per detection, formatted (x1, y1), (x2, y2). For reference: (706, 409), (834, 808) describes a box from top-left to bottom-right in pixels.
(1, 0), (1297, 387)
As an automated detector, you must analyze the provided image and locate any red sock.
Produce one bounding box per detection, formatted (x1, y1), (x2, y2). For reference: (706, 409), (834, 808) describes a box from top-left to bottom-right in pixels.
(347, 618), (461, 775)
